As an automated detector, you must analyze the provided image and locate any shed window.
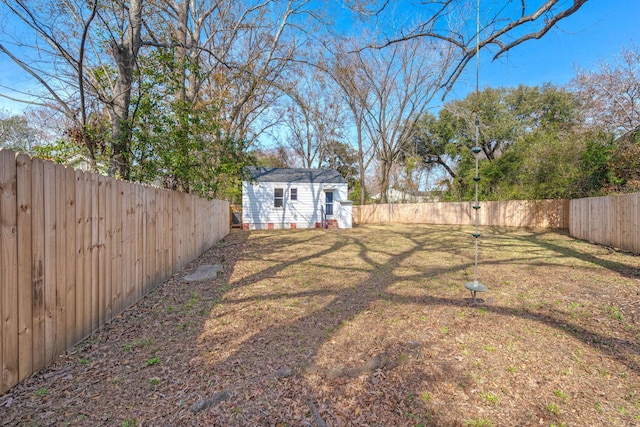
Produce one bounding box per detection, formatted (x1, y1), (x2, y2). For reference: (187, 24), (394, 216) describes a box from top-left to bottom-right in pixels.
(290, 188), (298, 201)
(274, 188), (284, 207)
(325, 191), (334, 216)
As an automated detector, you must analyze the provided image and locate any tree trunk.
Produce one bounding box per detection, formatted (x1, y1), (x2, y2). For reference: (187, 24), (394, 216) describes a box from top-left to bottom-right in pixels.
(175, 0), (190, 103)
(356, 118), (366, 206)
(109, 0), (143, 179)
(378, 157), (391, 204)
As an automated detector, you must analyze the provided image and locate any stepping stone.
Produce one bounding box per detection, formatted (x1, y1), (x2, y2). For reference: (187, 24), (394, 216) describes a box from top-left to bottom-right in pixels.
(182, 264), (223, 282)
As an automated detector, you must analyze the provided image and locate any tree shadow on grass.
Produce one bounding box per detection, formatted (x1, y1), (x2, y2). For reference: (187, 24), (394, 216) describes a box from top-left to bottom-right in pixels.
(188, 225), (639, 425)
(489, 227), (640, 279)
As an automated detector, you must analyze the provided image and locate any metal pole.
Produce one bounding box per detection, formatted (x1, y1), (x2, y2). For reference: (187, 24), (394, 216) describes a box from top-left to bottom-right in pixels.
(464, 0), (488, 303)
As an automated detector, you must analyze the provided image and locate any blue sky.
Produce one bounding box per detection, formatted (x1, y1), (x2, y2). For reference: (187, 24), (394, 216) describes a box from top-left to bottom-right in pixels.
(1, 1), (638, 114)
(450, 0), (640, 100)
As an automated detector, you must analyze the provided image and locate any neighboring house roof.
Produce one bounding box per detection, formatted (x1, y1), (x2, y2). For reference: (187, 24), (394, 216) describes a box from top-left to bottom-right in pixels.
(245, 167), (347, 184)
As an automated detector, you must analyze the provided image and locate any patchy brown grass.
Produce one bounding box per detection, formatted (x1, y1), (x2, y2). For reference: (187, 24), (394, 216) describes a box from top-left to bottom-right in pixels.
(2, 224), (640, 426)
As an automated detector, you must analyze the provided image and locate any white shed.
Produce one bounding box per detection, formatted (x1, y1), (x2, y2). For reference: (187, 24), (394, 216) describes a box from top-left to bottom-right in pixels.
(242, 167), (352, 230)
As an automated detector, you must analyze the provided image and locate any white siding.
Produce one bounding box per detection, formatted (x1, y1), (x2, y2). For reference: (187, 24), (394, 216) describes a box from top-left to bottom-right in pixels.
(242, 180), (350, 229)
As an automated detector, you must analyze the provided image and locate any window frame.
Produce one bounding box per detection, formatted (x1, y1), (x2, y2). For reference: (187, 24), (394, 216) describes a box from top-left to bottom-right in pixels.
(274, 188), (284, 208)
(325, 191), (334, 216)
(290, 188), (298, 201)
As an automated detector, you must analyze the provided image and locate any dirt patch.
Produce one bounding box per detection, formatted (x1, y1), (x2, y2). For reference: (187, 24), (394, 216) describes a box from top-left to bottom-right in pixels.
(2, 225), (639, 426)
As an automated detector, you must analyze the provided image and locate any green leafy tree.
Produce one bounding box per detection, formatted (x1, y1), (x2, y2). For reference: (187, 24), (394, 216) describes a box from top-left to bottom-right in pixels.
(412, 84), (583, 200)
(130, 49), (252, 201)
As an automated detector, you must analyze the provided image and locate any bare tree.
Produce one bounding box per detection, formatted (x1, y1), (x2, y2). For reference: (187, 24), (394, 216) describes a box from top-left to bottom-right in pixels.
(0, 0), (98, 159)
(281, 67), (347, 168)
(186, 0), (314, 146)
(352, 0), (589, 98)
(330, 44), (376, 205)
(0, 0), (147, 177)
(572, 45), (640, 136)
(357, 37), (456, 203)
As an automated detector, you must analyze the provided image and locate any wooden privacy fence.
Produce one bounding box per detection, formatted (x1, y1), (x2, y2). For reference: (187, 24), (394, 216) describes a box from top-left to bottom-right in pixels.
(352, 199), (570, 229)
(569, 193), (640, 254)
(0, 149), (229, 395)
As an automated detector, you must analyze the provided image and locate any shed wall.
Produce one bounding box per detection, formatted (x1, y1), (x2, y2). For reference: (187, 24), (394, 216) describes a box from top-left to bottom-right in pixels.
(242, 180), (349, 229)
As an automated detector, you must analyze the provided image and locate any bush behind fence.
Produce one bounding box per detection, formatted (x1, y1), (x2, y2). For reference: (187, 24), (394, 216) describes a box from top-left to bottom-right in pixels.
(1, 150), (229, 395)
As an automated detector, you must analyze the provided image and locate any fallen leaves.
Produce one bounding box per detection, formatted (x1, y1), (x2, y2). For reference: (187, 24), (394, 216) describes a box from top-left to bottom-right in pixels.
(1, 226), (640, 426)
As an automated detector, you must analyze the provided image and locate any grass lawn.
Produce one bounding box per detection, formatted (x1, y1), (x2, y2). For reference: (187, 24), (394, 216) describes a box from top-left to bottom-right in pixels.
(2, 224), (639, 426)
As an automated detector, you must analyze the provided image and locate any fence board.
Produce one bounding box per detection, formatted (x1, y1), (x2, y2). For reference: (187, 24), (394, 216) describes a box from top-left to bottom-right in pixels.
(54, 165), (67, 358)
(74, 171), (86, 343)
(65, 167), (76, 349)
(112, 179), (123, 317)
(121, 181), (129, 309)
(635, 194), (640, 254)
(89, 173), (99, 333)
(105, 178), (114, 323)
(98, 176), (107, 327)
(81, 171), (92, 340)
(135, 185), (144, 299)
(31, 158), (45, 373)
(147, 188), (157, 288)
(163, 190), (171, 278)
(42, 161), (56, 365)
(16, 154), (33, 382)
(1, 150), (18, 392)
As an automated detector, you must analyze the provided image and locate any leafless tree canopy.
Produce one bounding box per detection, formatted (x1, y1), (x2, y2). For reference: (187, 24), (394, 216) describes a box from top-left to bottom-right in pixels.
(0, 0), (591, 196)
(354, 0), (589, 97)
(572, 45), (640, 136)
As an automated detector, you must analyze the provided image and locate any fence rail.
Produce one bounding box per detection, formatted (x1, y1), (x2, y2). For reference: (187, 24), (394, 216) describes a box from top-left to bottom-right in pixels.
(569, 193), (640, 253)
(352, 199), (570, 229)
(1, 150), (229, 395)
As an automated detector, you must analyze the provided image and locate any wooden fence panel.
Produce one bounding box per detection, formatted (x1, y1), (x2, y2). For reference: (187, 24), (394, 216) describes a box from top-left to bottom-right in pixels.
(1, 150), (18, 392)
(135, 184), (144, 299)
(112, 179), (123, 317)
(145, 187), (155, 291)
(16, 154), (33, 382)
(31, 158), (45, 373)
(1, 149), (230, 395)
(82, 171), (93, 340)
(353, 200), (569, 229)
(97, 176), (106, 328)
(54, 165), (67, 359)
(88, 173), (98, 333)
(568, 194), (640, 254)
(42, 161), (56, 365)
(122, 180), (133, 309)
(65, 167), (76, 349)
(635, 194), (640, 254)
(104, 178), (114, 323)
(74, 170), (85, 344)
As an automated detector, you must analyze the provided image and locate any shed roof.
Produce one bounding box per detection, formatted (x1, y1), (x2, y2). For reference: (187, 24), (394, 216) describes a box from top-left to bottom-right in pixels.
(245, 167), (347, 184)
